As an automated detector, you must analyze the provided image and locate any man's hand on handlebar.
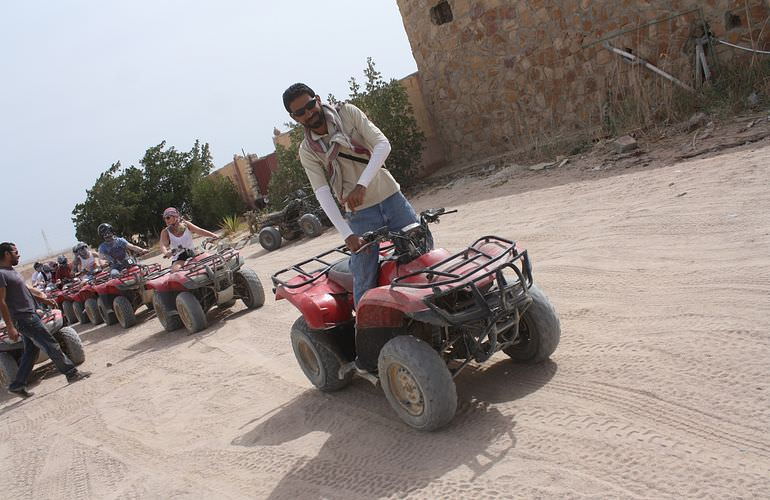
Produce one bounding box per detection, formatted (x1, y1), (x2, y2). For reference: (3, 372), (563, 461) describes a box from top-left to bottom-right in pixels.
(345, 234), (366, 253)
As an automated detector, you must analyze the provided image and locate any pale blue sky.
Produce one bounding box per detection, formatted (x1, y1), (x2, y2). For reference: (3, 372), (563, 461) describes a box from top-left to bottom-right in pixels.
(1, 1), (418, 262)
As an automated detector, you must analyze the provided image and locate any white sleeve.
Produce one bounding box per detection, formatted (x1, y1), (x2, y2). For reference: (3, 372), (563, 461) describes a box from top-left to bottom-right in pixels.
(356, 139), (391, 187)
(315, 185), (353, 240)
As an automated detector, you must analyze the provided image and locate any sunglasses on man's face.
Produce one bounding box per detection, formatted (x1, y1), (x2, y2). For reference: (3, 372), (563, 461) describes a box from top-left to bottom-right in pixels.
(291, 98), (317, 117)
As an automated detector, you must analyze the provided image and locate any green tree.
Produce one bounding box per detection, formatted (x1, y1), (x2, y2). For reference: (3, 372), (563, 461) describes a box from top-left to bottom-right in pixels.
(268, 125), (311, 210)
(191, 175), (245, 229)
(343, 57), (424, 187)
(72, 140), (216, 246)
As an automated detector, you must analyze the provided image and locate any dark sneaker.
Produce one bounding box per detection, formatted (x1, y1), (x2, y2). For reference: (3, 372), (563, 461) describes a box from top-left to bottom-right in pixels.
(66, 370), (92, 384)
(9, 387), (34, 398)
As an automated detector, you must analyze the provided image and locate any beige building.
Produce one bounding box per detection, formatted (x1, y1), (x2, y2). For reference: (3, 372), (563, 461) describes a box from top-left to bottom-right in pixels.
(209, 154), (261, 210)
(396, 0), (770, 165)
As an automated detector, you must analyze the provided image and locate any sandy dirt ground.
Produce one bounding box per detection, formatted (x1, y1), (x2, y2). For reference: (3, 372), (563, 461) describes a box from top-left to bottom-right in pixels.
(1, 136), (769, 499)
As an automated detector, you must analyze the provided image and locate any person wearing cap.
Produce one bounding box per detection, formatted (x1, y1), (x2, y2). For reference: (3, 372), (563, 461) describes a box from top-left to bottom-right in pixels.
(159, 208), (219, 271)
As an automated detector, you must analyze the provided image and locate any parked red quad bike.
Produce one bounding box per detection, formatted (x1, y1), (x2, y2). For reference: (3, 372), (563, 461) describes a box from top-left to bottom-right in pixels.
(0, 307), (86, 387)
(145, 239), (265, 334)
(92, 262), (161, 329)
(58, 270), (111, 326)
(272, 208), (561, 431)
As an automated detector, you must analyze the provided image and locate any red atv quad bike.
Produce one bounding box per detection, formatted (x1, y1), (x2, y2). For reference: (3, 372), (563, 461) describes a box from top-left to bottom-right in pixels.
(0, 307), (86, 387)
(145, 239), (265, 334)
(92, 262), (160, 329)
(59, 270), (111, 326)
(272, 208), (561, 431)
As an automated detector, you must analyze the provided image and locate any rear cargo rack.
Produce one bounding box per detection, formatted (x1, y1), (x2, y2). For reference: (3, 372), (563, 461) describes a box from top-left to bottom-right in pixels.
(272, 245), (352, 289)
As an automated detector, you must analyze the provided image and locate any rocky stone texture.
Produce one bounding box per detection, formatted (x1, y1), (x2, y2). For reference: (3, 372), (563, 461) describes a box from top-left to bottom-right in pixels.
(396, 0), (770, 165)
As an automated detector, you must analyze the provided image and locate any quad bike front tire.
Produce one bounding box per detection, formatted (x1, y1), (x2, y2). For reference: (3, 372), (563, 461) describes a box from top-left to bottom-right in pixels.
(503, 284), (561, 364)
(61, 301), (78, 325)
(153, 291), (182, 332)
(98, 295), (117, 326)
(113, 295), (137, 329)
(84, 298), (102, 325)
(378, 335), (457, 431)
(258, 226), (282, 251)
(234, 268), (265, 309)
(176, 291), (207, 333)
(54, 327), (85, 365)
(299, 213), (323, 238)
(0, 352), (19, 388)
(290, 317), (352, 392)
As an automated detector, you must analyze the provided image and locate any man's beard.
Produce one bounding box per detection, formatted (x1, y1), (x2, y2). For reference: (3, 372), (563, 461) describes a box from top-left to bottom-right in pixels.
(307, 110), (325, 130)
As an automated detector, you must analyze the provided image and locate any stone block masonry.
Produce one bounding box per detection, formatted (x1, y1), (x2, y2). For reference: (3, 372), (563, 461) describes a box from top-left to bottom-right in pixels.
(396, 0), (770, 166)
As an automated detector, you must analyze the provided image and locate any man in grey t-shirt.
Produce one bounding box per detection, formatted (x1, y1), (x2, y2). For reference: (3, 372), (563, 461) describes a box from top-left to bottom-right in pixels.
(0, 242), (91, 398)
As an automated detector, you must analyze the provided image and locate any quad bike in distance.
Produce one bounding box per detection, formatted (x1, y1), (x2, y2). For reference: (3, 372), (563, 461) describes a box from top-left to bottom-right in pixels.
(92, 261), (161, 329)
(272, 208), (561, 431)
(0, 307), (86, 387)
(257, 189), (331, 251)
(145, 239), (265, 334)
(59, 270), (111, 326)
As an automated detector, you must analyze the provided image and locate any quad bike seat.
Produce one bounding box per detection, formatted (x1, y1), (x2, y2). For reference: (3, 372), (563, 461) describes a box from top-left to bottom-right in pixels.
(328, 257), (354, 293)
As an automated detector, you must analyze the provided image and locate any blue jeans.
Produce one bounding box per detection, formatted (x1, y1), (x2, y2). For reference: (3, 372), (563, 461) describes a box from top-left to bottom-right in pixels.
(9, 313), (76, 390)
(347, 192), (429, 306)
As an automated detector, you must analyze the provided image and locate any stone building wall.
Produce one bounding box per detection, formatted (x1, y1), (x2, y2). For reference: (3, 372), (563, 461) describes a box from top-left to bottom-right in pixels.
(396, 0), (770, 165)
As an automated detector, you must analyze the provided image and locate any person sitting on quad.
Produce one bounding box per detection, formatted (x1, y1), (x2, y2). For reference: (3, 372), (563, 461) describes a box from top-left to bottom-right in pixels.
(31, 262), (54, 289)
(53, 255), (73, 284)
(158, 207), (219, 271)
(31, 262), (46, 288)
(96, 223), (148, 277)
(282, 83), (431, 306)
(71, 242), (104, 277)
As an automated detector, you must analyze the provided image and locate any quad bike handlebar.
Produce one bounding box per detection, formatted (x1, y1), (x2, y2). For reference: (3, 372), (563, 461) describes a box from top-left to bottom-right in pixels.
(355, 208), (456, 258)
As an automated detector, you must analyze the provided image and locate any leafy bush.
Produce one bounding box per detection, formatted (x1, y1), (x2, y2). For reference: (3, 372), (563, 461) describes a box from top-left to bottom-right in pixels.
(191, 175), (245, 230)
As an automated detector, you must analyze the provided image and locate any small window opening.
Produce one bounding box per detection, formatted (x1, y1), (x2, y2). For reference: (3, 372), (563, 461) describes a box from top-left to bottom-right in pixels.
(430, 0), (453, 25)
(725, 12), (741, 30)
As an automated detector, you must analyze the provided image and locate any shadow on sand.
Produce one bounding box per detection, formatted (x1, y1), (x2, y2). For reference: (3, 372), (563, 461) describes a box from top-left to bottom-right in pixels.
(232, 358), (557, 499)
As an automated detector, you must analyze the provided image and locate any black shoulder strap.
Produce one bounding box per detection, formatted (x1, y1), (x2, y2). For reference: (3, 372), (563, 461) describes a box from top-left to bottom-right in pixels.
(337, 152), (369, 164)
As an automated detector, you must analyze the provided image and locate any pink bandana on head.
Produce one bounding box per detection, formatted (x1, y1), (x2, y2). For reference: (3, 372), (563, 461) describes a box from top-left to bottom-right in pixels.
(163, 207), (180, 218)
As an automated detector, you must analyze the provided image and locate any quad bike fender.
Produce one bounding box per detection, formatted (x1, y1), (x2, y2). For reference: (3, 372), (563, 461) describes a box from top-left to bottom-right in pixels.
(356, 287), (435, 329)
(275, 276), (353, 330)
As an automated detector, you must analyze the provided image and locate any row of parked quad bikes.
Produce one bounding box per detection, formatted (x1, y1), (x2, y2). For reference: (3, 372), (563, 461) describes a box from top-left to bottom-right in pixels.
(2, 207), (561, 432)
(0, 239), (265, 388)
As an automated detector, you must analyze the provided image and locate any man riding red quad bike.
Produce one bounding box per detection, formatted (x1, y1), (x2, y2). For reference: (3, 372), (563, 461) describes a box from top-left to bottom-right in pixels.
(272, 208), (561, 431)
(0, 307), (86, 387)
(145, 239), (265, 334)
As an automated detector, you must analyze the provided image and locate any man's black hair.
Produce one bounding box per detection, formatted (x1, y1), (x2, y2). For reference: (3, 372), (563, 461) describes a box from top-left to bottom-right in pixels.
(282, 83), (316, 112)
(0, 242), (16, 260)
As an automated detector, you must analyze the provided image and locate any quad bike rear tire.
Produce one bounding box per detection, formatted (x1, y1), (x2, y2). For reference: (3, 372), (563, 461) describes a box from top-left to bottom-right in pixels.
(503, 284), (560, 364)
(378, 335), (457, 431)
(299, 213), (323, 238)
(234, 268), (265, 309)
(55, 327), (85, 365)
(84, 298), (102, 325)
(98, 295), (117, 326)
(176, 291), (207, 333)
(153, 291), (182, 332)
(0, 352), (18, 388)
(61, 301), (78, 325)
(290, 317), (352, 392)
(259, 226), (282, 251)
(113, 295), (137, 329)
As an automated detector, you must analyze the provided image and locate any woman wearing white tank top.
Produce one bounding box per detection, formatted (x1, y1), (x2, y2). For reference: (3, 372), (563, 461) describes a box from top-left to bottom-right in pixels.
(159, 207), (219, 271)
